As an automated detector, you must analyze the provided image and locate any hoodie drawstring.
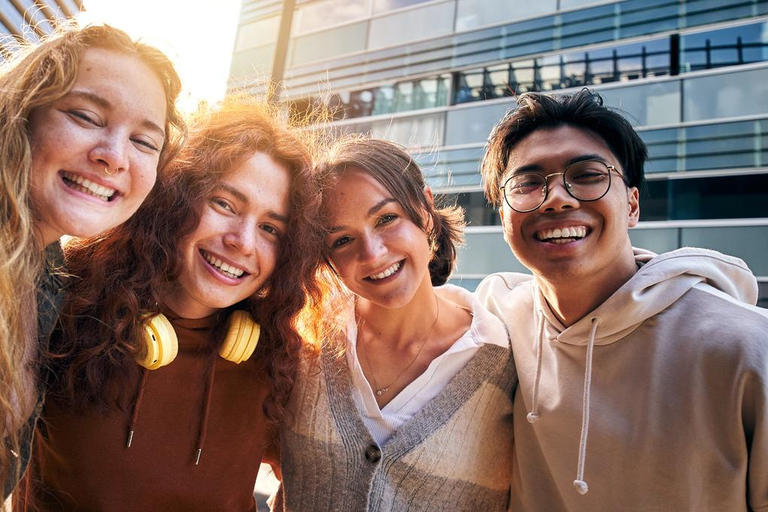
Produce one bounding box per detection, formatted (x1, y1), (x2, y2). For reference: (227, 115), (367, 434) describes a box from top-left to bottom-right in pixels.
(126, 355), (217, 467)
(127, 368), (149, 448)
(573, 317), (599, 495)
(527, 313), (545, 423)
(195, 353), (217, 465)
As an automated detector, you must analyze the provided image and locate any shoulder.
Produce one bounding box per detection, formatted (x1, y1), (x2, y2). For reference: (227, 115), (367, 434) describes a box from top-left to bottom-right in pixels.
(475, 272), (533, 299)
(437, 284), (511, 349)
(475, 272), (534, 320)
(668, 284), (768, 365)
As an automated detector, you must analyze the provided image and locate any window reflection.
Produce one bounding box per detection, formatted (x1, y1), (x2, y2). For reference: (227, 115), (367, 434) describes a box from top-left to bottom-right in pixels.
(287, 74), (450, 123)
(681, 22), (768, 72)
(453, 38), (671, 103)
(294, 0), (371, 35)
(373, 0), (434, 14)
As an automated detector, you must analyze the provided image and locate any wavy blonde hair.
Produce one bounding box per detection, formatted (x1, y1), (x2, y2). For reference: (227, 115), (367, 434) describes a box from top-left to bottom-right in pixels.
(0, 23), (185, 485)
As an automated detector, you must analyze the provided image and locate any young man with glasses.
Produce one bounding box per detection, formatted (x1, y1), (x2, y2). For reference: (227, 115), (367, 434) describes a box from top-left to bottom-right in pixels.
(476, 89), (768, 511)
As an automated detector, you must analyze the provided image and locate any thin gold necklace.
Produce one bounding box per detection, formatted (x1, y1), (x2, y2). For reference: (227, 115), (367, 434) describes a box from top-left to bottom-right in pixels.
(360, 294), (441, 397)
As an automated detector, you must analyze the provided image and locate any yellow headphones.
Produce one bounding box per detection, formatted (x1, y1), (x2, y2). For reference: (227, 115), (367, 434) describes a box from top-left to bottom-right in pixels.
(137, 310), (261, 370)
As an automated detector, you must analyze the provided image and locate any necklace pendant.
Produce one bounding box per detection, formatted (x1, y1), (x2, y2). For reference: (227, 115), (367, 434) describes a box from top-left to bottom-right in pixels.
(375, 387), (388, 396)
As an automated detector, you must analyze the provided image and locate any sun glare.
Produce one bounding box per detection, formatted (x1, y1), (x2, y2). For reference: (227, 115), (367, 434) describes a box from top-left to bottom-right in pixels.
(79, 0), (242, 112)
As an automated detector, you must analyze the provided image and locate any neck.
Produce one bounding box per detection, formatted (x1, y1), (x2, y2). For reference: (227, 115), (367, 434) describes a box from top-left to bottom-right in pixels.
(535, 253), (639, 327)
(356, 284), (439, 350)
(35, 225), (60, 251)
(159, 286), (216, 320)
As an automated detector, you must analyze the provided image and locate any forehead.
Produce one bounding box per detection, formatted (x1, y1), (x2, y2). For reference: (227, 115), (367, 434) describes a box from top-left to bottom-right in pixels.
(223, 152), (291, 217)
(72, 47), (167, 131)
(323, 167), (392, 218)
(507, 125), (617, 173)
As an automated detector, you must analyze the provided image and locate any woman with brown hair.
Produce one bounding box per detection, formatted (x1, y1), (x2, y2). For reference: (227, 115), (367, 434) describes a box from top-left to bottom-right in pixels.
(17, 97), (324, 511)
(275, 138), (516, 511)
(0, 23), (185, 495)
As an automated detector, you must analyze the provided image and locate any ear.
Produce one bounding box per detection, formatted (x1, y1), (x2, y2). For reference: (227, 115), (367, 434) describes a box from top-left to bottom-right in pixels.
(423, 186), (434, 206)
(627, 186), (640, 228)
(423, 186), (435, 232)
(499, 208), (510, 244)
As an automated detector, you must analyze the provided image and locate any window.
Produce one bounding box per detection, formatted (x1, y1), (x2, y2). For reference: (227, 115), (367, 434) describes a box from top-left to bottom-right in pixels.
(456, 0), (556, 32)
(368, 1), (455, 50)
(291, 22), (368, 65)
(294, 0), (371, 35)
(235, 17), (281, 52)
(681, 21), (768, 73)
(683, 67), (768, 122)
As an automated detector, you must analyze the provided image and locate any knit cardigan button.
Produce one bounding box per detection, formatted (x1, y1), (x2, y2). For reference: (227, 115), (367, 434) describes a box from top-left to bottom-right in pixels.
(364, 445), (381, 463)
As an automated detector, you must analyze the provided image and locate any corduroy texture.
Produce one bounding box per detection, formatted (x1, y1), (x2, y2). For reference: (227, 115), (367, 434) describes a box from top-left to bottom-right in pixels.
(275, 341), (516, 512)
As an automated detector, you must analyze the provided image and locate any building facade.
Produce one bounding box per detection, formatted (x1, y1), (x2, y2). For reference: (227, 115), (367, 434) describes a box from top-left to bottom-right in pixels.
(0, 0), (82, 50)
(230, 0), (768, 307)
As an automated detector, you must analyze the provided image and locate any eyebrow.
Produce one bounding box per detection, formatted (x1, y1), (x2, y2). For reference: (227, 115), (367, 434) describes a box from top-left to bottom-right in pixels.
(216, 182), (288, 224)
(67, 89), (166, 139)
(511, 154), (609, 175)
(327, 197), (398, 234)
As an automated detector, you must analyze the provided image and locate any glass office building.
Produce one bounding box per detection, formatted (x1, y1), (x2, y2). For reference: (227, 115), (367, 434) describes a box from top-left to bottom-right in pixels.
(0, 0), (82, 49)
(231, 0), (768, 307)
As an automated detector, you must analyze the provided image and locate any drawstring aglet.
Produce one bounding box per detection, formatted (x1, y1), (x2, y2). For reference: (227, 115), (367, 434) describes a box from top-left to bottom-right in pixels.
(573, 480), (589, 495)
(526, 412), (540, 423)
(195, 448), (202, 465)
(126, 430), (134, 448)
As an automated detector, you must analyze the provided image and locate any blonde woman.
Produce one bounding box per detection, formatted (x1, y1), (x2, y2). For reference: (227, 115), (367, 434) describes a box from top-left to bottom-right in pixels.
(0, 24), (185, 494)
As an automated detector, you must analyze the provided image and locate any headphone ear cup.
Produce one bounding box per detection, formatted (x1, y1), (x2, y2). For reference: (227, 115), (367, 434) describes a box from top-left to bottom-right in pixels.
(138, 314), (178, 370)
(219, 310), (260, 364)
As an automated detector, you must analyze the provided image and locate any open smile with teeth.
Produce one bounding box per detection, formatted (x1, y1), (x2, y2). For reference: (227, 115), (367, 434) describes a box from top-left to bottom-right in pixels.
(368, 261), (402, 281)
(61, 171), (117, 202)
(202, 250), (247, 279)
(536, 226), (588, 244)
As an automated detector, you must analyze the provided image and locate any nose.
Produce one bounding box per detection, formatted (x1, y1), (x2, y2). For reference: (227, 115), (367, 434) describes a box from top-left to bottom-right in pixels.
(540, 174), (579, 212)
(90, 131), (130, 174)
(359, 232), (386, 264)
(223, 219), (258, 257)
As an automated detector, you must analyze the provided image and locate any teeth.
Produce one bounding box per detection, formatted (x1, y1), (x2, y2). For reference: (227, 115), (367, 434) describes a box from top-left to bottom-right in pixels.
(369, 261), (402, 281)
(202, 251), (245, 278)
(62, 171), (117, 201)
(537, 226), (587, 241)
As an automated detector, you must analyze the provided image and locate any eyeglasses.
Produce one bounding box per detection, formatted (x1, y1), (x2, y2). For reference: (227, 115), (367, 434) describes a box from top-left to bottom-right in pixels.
(500, 160), (628, 213)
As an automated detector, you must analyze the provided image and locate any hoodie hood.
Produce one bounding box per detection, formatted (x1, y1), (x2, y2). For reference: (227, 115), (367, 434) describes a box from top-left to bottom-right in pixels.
(539, 247), (758, 347)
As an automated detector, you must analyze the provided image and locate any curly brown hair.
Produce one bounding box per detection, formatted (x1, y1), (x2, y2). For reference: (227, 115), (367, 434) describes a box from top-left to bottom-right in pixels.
(46, 96), (325, 423)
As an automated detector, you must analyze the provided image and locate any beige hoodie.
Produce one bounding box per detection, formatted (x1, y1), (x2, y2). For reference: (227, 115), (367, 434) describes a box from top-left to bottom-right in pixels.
(477, 247), (768, 512)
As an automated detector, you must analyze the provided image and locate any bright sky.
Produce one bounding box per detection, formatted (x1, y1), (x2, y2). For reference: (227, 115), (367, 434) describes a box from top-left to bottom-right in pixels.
(79, 0), (243, 112)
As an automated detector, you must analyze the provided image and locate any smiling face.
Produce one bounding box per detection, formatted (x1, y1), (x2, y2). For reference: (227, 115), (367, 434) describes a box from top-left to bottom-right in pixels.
(324, 167), (434, 310)
(500, 125), (640, 286)
(28, 47), (168, 247)
(164, 152), (291, 319)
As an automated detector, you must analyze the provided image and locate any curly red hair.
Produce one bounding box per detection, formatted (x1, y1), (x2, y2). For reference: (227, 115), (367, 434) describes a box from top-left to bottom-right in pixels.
(47, 96), (325, 422)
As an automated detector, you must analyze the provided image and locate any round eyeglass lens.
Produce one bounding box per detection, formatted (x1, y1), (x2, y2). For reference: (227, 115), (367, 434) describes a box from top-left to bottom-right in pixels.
(563, 160), (612, 201)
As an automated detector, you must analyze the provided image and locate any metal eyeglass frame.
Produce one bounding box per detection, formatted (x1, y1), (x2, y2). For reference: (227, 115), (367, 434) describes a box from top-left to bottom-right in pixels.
(499, 160), (629, 213)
